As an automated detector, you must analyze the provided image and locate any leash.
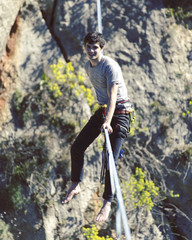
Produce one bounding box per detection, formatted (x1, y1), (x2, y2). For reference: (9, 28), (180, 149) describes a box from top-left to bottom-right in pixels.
(104, 128), (132, 240)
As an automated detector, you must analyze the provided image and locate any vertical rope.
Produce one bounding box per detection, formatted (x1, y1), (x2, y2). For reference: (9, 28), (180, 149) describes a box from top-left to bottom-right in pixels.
(97, 0), (102, 33)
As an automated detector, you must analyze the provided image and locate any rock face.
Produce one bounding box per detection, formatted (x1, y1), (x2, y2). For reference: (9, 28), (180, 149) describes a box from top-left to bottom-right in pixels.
(0, 0), (192, 239)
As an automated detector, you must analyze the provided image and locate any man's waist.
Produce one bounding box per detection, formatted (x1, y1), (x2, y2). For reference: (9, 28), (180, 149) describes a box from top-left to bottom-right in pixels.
(98, 107), (130, 115)
(114, 109), (130, 115)
(99, 99), (130, 106)
(99, 99), (132, 115)
(116, 99), (130, 105)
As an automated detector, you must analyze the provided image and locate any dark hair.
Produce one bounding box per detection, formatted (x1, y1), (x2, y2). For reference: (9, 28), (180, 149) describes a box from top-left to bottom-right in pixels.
(84, 32), (105, 48)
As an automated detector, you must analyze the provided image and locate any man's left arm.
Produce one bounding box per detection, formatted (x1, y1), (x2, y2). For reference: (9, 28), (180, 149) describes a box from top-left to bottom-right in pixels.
(102, 83), (118, 133)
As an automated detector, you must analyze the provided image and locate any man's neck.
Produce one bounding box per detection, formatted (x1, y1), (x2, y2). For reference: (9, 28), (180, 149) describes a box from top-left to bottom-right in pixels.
(90, 55), (102, 67)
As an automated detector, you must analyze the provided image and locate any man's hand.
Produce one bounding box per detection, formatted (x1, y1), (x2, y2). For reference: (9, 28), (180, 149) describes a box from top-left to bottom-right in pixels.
(102, 83), (117, 134)
(102, 121), (113, 133)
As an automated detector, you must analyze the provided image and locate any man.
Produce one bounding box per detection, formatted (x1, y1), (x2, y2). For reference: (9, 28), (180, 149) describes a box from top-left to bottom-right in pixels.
(62, 32), (133, 222)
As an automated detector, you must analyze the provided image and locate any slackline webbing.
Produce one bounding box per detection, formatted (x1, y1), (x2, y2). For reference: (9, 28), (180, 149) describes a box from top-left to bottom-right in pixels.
(104, 129), (132, 240)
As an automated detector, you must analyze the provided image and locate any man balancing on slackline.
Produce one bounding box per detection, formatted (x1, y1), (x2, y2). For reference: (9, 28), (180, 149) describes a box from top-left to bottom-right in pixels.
(62, 32), (133, 222)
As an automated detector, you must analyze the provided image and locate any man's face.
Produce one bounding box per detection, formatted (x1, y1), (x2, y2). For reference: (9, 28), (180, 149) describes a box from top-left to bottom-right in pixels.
(85, 42), (103, 61)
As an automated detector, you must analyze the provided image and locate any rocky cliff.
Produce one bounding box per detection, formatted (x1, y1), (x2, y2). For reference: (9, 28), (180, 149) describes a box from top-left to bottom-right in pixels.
(0, 0), (192, 239)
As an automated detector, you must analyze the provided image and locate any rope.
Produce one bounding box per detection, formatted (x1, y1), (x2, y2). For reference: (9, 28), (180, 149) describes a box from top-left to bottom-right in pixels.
(104, 129), (132, 240)
(96, 0), (103, 33)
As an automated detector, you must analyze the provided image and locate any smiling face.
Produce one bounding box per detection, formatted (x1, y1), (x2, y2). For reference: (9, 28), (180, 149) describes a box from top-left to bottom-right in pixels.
(85, 42), (104, 66)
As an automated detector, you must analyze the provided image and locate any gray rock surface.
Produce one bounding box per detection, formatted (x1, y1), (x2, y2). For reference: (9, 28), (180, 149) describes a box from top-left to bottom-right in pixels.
(0, 0), (23, 59)
(0, 0), (192, 239)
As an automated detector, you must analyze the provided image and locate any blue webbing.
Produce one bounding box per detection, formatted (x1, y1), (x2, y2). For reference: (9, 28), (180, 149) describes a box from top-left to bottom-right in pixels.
(104, 129), (132, 240)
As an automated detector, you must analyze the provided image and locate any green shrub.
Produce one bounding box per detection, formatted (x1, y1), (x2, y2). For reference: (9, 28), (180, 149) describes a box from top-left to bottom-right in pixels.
(166, 2), (191, 28)
(42, 59), (95, 106)
(129, 112), (149, 136)
(12, 90), (23, 112)
(0, 219), (14, 240)
(122, 167), (159, 210)
(0, 184), (26, 211)
(0, 136), (48, 182)
(83, 225), (113, 240)
(0, 136), (49, 211)
(182, 99), (192, 118)
(12, 59), (93, 139)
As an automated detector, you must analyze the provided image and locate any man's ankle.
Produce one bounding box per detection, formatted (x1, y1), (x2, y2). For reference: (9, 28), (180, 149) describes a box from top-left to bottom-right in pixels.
(71, 181), (79, 186)
(103, 199), (111, 206)
(70, 182), (81, 190)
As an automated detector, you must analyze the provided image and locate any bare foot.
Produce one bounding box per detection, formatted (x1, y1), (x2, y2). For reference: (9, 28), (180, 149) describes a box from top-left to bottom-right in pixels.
(61, 182), (81, 204)
(96, 200), (111, 222)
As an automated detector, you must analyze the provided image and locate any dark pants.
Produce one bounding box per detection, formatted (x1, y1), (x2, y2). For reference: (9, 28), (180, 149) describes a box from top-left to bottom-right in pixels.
(71, 108), (130, 201)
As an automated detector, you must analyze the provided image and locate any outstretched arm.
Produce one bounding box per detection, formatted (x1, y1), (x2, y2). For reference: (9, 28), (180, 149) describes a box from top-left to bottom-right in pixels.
(102, 83), (118, 133)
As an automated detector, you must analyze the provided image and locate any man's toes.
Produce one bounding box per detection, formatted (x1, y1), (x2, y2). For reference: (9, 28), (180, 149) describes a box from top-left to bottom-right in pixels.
(61, 186), (81, 204)
(61, 196), (71, 204)
(96, 204), (111, 222)
(96, 211), (106, 222)
(61, 192), (74, 204)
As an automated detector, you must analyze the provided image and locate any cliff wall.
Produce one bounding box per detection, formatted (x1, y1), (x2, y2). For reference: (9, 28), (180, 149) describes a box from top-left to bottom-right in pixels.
(0, 0), (192, 239)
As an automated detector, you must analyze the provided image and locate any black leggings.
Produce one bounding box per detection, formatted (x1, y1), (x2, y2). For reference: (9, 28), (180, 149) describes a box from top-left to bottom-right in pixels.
(71, 108), (130, 201)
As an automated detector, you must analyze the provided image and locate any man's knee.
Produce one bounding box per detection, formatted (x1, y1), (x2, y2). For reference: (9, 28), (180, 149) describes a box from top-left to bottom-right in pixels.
(71, 141), (78, 157)
(71, 140), (85, 159)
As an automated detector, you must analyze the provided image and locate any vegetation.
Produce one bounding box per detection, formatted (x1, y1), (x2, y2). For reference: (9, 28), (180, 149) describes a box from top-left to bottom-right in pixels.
(129, 112), (149, 136)
(0, 219), (14, 240)
(4, 54), (191, 238)
(0, 136), (48, 180)
(164, 0), (192, 28)
(167, 6), (191, 27)
(1, 59), (96, 224)
(122, 167), (159, 211)
(0, 58), (98, 232)
(83, 225), (113, 240)
(186, 147), (192, 161)
(0, 136), (49, 211)
(43, 59), (94, 106)
(182, 99), (192, 118)
(12, 59), (95, 140)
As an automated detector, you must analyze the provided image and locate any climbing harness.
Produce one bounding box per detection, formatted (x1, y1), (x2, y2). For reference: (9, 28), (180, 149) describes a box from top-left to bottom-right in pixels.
(116, 99), (135, 123)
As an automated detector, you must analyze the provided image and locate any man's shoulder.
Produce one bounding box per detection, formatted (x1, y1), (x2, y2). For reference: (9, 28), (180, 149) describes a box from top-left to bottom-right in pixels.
(102, 55), (119, 66)
(102, 55), (114, 62)
(102, 55), (120, 71)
